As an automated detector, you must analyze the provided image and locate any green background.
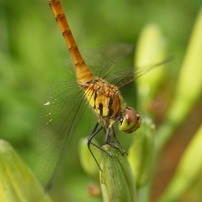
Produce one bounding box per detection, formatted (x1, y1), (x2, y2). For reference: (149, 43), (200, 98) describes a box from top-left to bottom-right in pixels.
(0, 0), (201, 201)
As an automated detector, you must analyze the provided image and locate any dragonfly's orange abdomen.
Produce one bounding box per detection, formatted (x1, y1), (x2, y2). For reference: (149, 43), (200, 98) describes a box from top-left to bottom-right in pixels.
(84, 78), (123, 119)
(48, 0), (93, 84)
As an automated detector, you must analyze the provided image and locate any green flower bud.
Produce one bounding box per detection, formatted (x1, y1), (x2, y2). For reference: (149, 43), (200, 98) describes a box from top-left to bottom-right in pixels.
(156, 9), (202, 151)
(79, 138), (101, 177)
(100, 145), (136, 202)
(0, 139), (52, 202)
(158, 124), (202, 202)
(135, 24), (168, 105)
(127, 117), (155, 188)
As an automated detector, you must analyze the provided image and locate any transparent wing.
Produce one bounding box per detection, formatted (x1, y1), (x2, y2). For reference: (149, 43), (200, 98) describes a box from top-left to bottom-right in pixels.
(35, 44), (134, 190)
(35, 81), (88, 190)
(106, 57), (173, 88)
(65, 43), (133, 78)
(80, 43), (133, 77)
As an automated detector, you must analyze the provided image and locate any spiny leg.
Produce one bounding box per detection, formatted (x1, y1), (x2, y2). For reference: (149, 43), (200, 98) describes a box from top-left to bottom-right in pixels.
(87, 122), (109, 171)
(105, 126), (127, 156)
(111, 126), (128, 155)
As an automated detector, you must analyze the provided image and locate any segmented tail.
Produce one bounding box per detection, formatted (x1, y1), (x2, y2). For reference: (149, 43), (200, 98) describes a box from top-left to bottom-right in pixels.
(48, 0), (93, 83)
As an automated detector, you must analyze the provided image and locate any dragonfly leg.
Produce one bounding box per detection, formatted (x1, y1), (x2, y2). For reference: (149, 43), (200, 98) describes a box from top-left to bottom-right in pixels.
(87, 122), (110, 171)
(112, 127), (128, 156)
(105, 126), (128, 156)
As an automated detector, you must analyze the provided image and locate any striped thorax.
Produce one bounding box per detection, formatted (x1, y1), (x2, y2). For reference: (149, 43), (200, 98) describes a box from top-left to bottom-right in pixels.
(82, 77), (141, 133)
(82, 77), (123, 120)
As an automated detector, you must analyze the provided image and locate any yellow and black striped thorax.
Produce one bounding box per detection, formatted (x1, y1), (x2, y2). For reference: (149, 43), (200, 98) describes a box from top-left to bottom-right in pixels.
(83, 77), (123, 120)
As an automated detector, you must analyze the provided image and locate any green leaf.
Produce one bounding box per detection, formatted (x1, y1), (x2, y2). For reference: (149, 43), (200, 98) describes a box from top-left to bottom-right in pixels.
(0, 139), (52, 202)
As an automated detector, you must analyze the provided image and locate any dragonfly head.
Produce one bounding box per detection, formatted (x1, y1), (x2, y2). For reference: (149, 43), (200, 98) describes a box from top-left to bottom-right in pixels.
(119, 107), (141, 134)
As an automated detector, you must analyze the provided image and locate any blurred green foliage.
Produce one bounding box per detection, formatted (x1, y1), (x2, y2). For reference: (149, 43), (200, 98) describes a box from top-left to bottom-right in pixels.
(0, 0), (201, 201)
(0, 140), (52, 202)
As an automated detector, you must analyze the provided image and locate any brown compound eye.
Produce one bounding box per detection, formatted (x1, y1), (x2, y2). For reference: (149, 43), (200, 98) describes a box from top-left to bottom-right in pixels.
(119, 107), (142, 134)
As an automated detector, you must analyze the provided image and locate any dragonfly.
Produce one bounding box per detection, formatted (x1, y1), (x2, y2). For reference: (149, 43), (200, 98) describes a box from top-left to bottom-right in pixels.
(36, 0), (171, 191)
